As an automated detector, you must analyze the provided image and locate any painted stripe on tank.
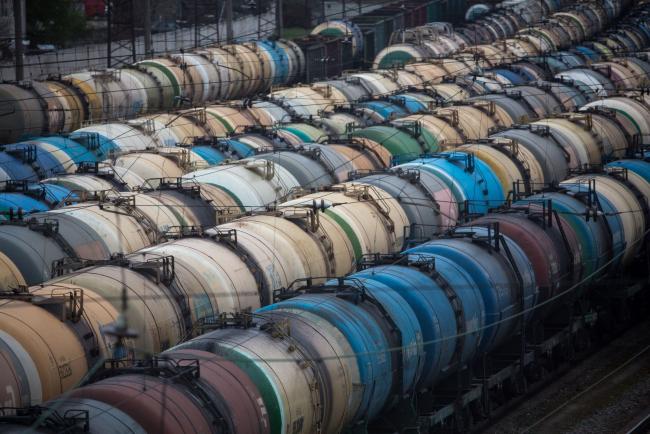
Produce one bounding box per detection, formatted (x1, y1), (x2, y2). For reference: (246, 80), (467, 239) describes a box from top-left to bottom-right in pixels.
(324, 209), (363, 260)
(207, 112), (235, 133)
(217, 346), (284, 434)
(203, 183), (245, 212)
(138, 62), (181, 99)
(0, 329), (43, 405)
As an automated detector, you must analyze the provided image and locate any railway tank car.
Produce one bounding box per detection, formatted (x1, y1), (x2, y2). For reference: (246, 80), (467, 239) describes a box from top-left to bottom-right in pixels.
(2, 43), (650, 286)
(1, 16), (645, 180)
(0, 91), (640, 291)
(0, 0), (625, 143)
(2, 73), (650, 288)
(3, 55), (647, 192)
(0, 0), (639, 161)
(0, 100), (648, 413)
(6, 156), (648, 434)
(0, 40), (306, 143)
(0, 0), (649, 432)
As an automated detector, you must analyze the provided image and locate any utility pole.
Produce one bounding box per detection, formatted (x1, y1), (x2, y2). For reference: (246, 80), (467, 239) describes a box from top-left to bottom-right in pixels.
(13, 0), (24, 81)
(107, 0), (137, 68)
(257, 0), (262, 38)
(225, 0), (233, 43)
(276, 0), (283, 38)
(194, 0), (199, 47)
(144, 0), (152, 57)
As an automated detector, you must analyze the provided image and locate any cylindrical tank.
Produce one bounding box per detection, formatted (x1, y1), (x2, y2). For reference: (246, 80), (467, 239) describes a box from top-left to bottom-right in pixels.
(348, 73), (401, 97)
(216, 214), (329, 286)
(352, 124), (437, 163)
(562, 175), (645, 267)
(520, 192), (611, 280)
(352, 265), (464, 387)
(66, 374), (214, 434)
(0, 251), (25, 291)
(173, 326), (321, 434)
(162, 349), (270, 434)
(71, 124), (157, 158)
(0, 398), (147, 433)
(0, 217), (73, 283)
(30, 203), (154, 259)
(270, 86), (335, 119)
(127, 237), (260, 325)
(457, 143), (527, 197)
(202, 47), (244, 100)
(0, 299), (88, 405)
(408, 226), (536, 352)
(64, 72), (133, 121)
(471, 212), (571, 309)
(336, 275), (424, 398)
(205, 106), (256, 135)
(361, 172), (446, 240)
(531, 118), (601, 168)
(111, 152), (185, 185)
(282, 182), (410, 256)
(258, 293), (392, 423)
(252, 150), (337, 188)
(398, 152), (505, 215)
(135, 58), (189, 108)
(50, 265), (184, 355)
(184, 159), (300, 212)
(492, 127), (569, 185)
(0, 152), (38, 182)
(169, 53), (221, 103)
(5, 137), (96, 177)
(138, 112), (211, 147)
(581, 97), (650, 143)
(0, 84), (47, 143)
(31, 283), (123, 360)
(119, 67), (163, 114)
(555, 69), (615, 100)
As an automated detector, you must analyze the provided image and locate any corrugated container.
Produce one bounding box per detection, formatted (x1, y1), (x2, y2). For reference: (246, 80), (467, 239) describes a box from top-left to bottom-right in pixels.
(293, 36), (328, 82)
(426, 0), (446, 22)
(405, 1), (428, 27)
(401, 5), (416, 28)
(448, 0), (467, 23)
(323, 36), (345, 78)
(366, 7), (405, 35)
(367, 13), (396, 46)
(351, 16), (387, 61)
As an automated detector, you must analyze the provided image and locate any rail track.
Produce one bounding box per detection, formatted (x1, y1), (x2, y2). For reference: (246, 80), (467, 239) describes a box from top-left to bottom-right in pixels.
(626, 411), (650, 434)
(483, 319), (650, 434)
